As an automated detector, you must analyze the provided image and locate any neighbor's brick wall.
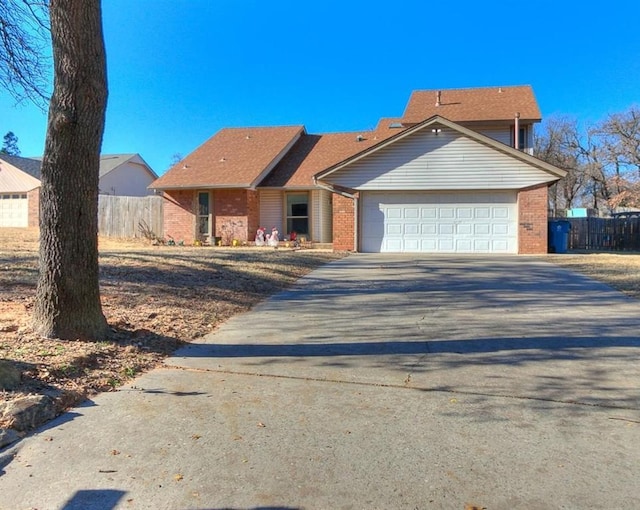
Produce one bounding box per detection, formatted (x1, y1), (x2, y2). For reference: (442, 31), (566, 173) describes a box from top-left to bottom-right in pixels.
(214, 189), (255, 242)
(518, 184), (548, 254)
(28, 188), (40, 227)
(332, 193), (356, 251)
(163, 190), (195, 243)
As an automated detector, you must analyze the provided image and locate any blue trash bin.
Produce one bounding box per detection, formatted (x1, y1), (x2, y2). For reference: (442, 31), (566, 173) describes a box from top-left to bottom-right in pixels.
(548, 220), (571, 253)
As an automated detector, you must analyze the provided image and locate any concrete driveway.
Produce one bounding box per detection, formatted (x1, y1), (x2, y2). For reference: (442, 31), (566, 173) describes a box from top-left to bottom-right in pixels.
(2, 255), (640, 510)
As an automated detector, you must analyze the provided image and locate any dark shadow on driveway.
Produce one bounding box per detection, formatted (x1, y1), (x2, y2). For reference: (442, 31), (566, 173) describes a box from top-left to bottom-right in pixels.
(181, 335), (640, 358)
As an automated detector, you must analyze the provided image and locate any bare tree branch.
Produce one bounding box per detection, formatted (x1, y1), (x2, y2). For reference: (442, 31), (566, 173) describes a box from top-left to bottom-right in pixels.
(0, 0), (51, 108)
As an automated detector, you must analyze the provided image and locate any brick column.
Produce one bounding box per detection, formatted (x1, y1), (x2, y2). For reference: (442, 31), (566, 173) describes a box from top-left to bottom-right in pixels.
(163, 190), (195, 243)
(332, 193), (356, 251)
(214, 189), (253, 242)
(518, 184), (549, 254)
(28, 188), (40, 227)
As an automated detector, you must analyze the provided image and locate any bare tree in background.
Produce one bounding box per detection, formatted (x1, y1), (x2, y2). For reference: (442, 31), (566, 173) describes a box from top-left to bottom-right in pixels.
(595, 107), (640, 209)
(536, 107), (640, 215)
(535, 117), (585, 215)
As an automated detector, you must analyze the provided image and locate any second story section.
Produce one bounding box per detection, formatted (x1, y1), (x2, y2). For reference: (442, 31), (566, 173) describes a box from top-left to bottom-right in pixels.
(399, 85), (541, 154)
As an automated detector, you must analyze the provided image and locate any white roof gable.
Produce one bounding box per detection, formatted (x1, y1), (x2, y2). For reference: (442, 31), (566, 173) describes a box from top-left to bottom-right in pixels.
(316, 116), (566, 191)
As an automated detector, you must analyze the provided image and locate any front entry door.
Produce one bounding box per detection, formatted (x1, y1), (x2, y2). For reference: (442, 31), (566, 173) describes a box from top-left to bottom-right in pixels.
(197, 191), (212, 242)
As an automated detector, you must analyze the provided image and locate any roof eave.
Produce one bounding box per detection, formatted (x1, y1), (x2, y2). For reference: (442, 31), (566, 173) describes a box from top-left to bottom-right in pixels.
(148, 183), (253, 191)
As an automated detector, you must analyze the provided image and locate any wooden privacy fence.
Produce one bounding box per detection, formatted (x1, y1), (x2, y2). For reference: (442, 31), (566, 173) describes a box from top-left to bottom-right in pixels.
(560, 217), (640, 251)
(98, 195), (163, 238)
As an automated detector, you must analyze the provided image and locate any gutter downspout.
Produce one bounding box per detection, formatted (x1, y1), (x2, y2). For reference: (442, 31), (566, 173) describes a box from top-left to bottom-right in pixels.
(314, 178), (359, 252)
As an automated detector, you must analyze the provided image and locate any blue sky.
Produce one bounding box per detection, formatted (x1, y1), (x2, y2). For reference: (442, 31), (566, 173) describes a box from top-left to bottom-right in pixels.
(2, 0), (639, 175)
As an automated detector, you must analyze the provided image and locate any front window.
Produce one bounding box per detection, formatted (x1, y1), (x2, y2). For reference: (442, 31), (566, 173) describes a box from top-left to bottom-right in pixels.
(511, 125), (528, 150)
(286, 192), (309, 237)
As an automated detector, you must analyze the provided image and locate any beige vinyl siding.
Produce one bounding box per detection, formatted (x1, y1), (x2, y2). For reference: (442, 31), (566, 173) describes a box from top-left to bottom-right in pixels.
(311, 188), (332, 243)
(327, 128), (556, 191)
(0, 161), (40, 193)
(259, 189), (283, 233)
(475, 126), (511, 146)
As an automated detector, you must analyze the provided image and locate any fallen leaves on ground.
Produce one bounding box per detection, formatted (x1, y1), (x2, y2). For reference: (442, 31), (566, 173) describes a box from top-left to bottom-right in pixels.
(0, 228), (344, 428)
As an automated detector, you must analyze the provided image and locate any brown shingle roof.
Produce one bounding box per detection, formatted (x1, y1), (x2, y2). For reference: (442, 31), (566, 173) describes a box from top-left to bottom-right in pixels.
(152, 86), (542, 190)
(402, 85), (541, 124)
(150, 125), (304, 189)
(261, 121), (405, 188)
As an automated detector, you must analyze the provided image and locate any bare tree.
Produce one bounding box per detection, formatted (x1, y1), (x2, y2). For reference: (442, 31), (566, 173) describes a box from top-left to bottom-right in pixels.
(594, 107), (640, 209)
(32, 0), (108, 339)
(535, 117), (586, 215)
(0, 0), (50, 106)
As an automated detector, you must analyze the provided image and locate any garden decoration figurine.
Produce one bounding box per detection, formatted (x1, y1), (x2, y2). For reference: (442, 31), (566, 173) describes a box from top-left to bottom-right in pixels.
(255, 226), (266, 246)
(289, 231), (300, 248)
(267, 227), (279, 247)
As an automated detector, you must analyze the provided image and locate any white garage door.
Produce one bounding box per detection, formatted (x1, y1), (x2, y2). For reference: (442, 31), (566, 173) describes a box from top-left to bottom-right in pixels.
(0, 193), (29, 227)
(361, 191), (517, 253)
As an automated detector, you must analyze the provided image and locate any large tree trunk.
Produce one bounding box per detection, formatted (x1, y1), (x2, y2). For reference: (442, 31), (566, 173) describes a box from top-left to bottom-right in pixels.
(32, 0), (108, 339)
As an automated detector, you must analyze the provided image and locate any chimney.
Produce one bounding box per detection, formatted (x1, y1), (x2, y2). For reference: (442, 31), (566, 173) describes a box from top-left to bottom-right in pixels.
(435, 91), (442, 107)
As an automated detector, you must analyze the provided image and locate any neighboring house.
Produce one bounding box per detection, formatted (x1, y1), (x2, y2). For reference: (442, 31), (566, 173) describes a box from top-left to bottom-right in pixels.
(150, 85), (567, 254)
(0, 153), (158, 228)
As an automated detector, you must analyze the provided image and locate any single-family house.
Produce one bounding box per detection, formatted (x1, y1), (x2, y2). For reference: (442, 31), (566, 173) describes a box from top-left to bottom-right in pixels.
(0, 153), (158, 228)
(150, 85), (567, 253)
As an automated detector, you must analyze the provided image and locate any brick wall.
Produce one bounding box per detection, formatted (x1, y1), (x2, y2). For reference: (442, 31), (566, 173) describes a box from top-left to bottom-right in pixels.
(517, 184), (549, 254)
(332, 193), (356, 251)
(246, 190), (260, 241)
(28, 188), (40, 227)
(163, 190), (195, 243)
(214, 189), (254, 243)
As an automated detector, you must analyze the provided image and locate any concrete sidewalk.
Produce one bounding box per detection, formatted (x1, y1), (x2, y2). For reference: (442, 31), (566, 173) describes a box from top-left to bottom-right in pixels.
(2, 255), (640, 509)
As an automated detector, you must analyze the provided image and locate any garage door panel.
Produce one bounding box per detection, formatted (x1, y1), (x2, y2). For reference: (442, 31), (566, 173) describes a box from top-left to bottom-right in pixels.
(474, 223), (491, 235)
(438, 239), (455, 251)
(474, 239), (491, 251)
(387, 223), (402, 235)
(475, 207), (491, 219)
(493, 207), (510, 219)
(387, 208), (402, 219)
(492, 224), (510, 235)
(405, 208), (419, 219)
(386, 239), (402, 251)
(457, 224), (472, 235)
(439, 223), (454, 235)
(404, 239), (420, 252)
(421, 224), (436, 235)
(457, 208), (473, 219)
(491, 239), (510, 252)
(405, 223), (419, 235)
(361, 191), (517, 253)
(457, 239), (473, 251)
(421, 239), (437, 251)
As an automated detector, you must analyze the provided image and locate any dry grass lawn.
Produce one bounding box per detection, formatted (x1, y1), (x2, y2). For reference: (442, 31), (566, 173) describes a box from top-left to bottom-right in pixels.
(546, 252), (640, 299)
